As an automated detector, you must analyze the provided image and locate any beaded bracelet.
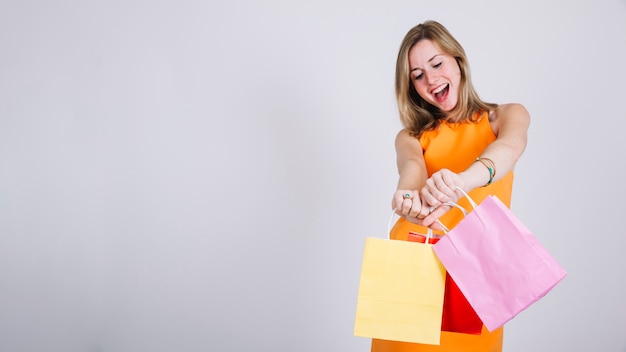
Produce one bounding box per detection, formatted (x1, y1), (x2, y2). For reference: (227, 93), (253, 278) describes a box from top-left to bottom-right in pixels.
(475, 157), (496, 186)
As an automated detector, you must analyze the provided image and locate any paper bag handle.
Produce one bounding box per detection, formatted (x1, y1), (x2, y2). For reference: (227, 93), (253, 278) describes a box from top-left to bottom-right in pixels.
(437, 186), (478, 233)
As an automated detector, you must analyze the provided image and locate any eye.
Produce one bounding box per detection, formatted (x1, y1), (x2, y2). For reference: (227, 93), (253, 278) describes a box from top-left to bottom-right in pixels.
(413, 72), (423, 80)
(433, 62), (442, 68)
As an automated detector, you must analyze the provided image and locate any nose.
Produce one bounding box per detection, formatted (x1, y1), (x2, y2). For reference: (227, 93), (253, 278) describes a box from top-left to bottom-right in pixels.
(425, 71), (437, 85)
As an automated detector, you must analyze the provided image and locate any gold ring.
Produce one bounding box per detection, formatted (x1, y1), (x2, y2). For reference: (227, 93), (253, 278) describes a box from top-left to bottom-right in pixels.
(403, 193), (413, 200)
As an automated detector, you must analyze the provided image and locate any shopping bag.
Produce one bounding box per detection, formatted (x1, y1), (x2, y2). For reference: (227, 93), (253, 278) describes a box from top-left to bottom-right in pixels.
(354, 213), (446, 345)
(408, 231), (483, 335)
(432, 189), (567, 332)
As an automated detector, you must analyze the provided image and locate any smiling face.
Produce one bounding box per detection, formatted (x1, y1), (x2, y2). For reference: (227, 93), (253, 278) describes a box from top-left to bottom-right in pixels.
(408, 39), (461, 113)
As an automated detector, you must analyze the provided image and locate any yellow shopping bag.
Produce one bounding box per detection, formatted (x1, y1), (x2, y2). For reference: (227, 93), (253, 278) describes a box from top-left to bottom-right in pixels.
(354, 228), (446, 345)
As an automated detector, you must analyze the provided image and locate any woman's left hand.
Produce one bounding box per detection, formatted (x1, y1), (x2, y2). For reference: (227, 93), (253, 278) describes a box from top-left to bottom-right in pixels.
(419, 169), (466, 226)
(421, 169), (465, 206)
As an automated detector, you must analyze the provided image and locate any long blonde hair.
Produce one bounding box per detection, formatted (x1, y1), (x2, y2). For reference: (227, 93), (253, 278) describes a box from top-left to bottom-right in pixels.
(395, 20), (496, 137)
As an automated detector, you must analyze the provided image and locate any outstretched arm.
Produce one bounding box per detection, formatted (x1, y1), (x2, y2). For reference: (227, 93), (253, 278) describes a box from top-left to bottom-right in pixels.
(420, 103), (531, 226)
(392, 129), (432, 221)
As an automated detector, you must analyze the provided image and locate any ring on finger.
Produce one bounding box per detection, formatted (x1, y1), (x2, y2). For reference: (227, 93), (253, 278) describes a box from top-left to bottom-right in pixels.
(403, 193), (413, 200)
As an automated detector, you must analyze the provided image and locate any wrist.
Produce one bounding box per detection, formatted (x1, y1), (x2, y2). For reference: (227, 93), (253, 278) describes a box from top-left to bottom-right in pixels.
(474, 157), (496, 187)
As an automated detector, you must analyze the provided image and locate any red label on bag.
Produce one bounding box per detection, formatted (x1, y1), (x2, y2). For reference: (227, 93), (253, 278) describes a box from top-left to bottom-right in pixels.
(408, 231), (441, 244)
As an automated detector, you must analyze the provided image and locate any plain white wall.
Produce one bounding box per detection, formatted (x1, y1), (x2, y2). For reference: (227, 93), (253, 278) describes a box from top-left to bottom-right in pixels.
(1, 0), (625, 351)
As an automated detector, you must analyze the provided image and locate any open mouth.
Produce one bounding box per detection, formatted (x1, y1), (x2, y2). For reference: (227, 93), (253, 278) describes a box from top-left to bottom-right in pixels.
(433, 84), (449, 103)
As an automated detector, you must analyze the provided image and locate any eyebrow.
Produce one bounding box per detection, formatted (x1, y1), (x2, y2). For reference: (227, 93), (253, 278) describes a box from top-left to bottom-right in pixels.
(410, 54), (442, 73)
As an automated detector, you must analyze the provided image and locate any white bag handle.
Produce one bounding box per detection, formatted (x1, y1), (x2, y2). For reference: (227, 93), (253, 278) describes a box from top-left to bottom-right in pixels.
(452, 186), (478, 208)
(437, 186), (478, 233)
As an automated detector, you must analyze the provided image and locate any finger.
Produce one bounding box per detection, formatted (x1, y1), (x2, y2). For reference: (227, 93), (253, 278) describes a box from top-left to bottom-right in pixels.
(438, 171), (457, 198)
(421, 183), (441, 208)
(427, 220), (444, 231)
(408, 198), (423, 218)
(402, 214), (428, 226)
(421, 204), (451, 227)
(400, 198), (410, 215)
(415, 195), (431, 219)
(393, 195), (404, 213)
(393, 191), (411, 212)
(398, 191), (416, 215)
(431, 174), (452, 202)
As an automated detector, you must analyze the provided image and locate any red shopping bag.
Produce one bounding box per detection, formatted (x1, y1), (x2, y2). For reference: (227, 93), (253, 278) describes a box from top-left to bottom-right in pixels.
(433, 189), (567, 332)
(408, 231), (483, 335)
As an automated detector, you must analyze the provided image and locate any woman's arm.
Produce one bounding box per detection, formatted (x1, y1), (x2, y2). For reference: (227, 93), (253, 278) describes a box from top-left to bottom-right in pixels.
(392, 129), (431, 220)
(420, 103), (530, 225)
(464, 103), (530, 190)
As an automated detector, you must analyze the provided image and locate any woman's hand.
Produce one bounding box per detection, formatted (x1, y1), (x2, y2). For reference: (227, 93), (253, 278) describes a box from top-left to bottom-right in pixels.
(391, 190), (446, 229)
(418, 169), (467, 227)
(392, 189), (430, 221)
(420, 169), (466, 207)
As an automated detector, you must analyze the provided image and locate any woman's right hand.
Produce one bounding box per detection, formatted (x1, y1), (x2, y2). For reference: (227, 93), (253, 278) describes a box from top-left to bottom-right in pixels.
(392, 190), (430, 222)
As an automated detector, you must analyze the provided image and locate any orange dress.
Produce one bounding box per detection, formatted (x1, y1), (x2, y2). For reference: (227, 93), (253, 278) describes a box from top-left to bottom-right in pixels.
(371, 112), (514, 352)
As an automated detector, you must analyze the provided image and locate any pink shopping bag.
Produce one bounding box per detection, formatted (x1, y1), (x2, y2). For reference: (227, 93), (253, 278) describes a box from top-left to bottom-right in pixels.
(432, 190), (567, 332)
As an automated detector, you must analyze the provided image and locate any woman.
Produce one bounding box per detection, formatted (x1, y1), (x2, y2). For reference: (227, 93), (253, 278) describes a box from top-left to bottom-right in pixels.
(371, 21), (530, 352)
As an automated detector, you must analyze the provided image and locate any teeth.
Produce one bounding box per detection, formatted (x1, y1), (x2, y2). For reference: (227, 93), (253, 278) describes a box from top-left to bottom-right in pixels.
(433, 84), (448, 94)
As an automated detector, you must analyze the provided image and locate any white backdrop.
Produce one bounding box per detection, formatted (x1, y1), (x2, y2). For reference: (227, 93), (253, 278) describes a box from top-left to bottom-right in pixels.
(1, 0), (625, 351)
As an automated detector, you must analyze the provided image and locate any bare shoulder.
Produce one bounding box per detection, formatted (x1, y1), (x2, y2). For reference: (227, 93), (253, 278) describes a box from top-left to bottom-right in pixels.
(497, 103), (528, 115)
(395, 128), (417, 144)
(493, 103), (530, 121)
(491, 103), (530, 134)
(395, 128), (423, 153)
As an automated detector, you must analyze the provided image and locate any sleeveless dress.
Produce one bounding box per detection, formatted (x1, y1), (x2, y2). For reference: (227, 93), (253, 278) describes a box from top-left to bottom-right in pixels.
(371, 111), (514, 352)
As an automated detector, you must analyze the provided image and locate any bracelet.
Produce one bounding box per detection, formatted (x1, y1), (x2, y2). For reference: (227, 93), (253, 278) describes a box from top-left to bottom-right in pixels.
(475, 157), (496, 186)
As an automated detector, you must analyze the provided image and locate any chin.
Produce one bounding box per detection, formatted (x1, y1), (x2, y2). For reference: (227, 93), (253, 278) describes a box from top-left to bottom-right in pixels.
(439, 105), (454, 113)
(439, 100), (458, 113)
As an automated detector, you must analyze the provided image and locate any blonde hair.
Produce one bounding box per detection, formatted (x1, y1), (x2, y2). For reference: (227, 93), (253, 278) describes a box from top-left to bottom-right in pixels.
(395, 20), (497, 137)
